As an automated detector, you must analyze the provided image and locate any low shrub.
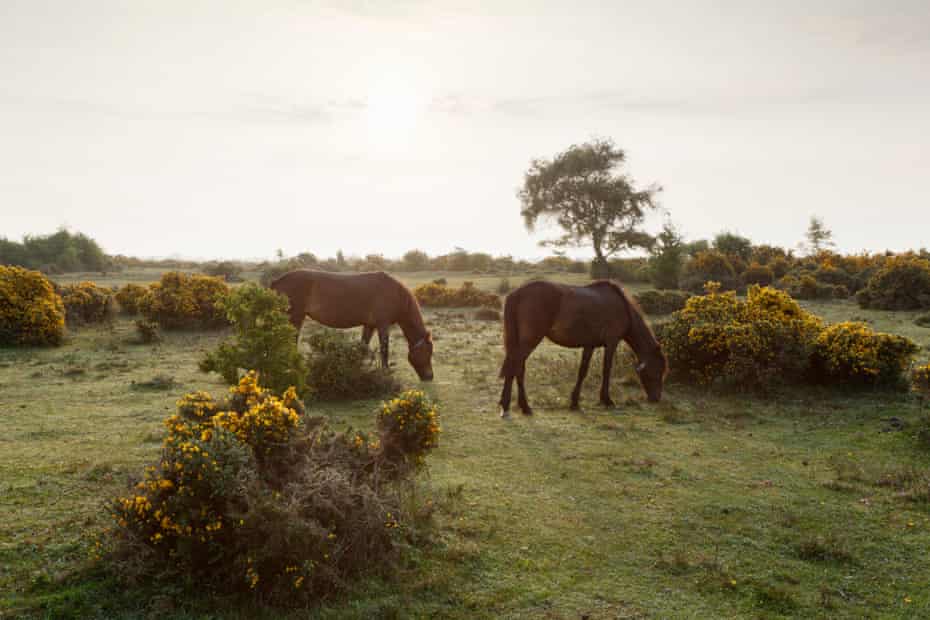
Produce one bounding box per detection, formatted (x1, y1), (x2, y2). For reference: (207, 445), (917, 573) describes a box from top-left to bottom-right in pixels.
(105, 373), (441, 603)
(916, 314), (930, 328)
(856, 256), (930, 311)
(741, 263), (775, 287)
(413, 281), (501, 308)
(778, 274), (847, 300)
(304, 328), (401, 401)
(811, 322), (919, 387)
(0, 265), (65, 346)
(656, 283), (822, 389)
(59, 281), (114, 325)
(680, 251), (737, 293)
(474, 307), (501, 321)
(912, 363), (930, 395)
(139, 271), (229, 329)
(634, 290), (690, 315)
(115, 283), (148, 315)
(134, 319), (160, 344)
(200, 284), (307, 396)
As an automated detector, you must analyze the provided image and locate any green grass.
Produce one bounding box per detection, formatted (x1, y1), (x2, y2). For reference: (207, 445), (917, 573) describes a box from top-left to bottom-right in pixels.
(3, 276), (930, 618)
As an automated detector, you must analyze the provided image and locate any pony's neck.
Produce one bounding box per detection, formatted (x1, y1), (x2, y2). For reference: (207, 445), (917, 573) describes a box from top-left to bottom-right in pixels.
(623, 306), (660, 360)
(397, 297), (428, 348)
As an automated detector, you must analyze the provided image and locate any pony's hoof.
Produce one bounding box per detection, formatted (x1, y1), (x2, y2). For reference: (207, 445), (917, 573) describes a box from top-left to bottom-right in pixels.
(569, 402), (580, 411)
(601, 399), (616, 408)
(520, 407), (534, 416)
(499, 407), (511, 419)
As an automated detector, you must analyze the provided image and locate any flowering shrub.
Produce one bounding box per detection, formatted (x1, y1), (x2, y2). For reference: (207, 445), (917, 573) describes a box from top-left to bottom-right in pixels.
(59, 281), (114, 325)
(777, 274), (847, 300)
(200, 283), (307, 395)
(656, 283), (822, 389)
(0, 265), (65, 346)
(413, 281), (501, 308)
(139, 271), (229, 329)
(856, 256), (930, 310)
(912, 363), (930, 395)
(741, 262), (775, 287)
(304, 327), (400, 400)
(106, 374), (441, 603)
(115, 283), (148, 315)
(376, 389), (441, 471)
(634, 290), (690, 315)
(680, 250), (737, 293)
(134, 319), (160, 344)
(811, 322), (918, 387)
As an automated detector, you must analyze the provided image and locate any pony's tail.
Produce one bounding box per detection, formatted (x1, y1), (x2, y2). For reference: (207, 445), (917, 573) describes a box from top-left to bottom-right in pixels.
(499, 291), (520, 379)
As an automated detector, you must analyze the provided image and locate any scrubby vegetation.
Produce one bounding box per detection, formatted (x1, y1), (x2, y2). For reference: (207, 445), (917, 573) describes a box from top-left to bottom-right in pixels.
(115, 283), (148, 315)
(0, 229), (110, 273)
(59, 281), (114, 326)
(303, 328), (401, 401)
(811, 322), (919, 387)
(104, 373), (440, 603)
(680, 250), (737, 293)
(139, 272), (229, 329)
(658, 283), (919, 390)
(634, 289), (690, 315)
(657, 283), (823, 389)
(413, 281), (501, 308)
(0, 265), (65, 346)
(200, 284), (307, 395)
(856, 255), (930, 311)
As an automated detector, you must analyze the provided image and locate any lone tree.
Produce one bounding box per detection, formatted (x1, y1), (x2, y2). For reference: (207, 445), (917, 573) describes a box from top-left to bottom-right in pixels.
(519, 138), (660, 278)
(802, 216), (835, 255)
(649, 219), (685, 290)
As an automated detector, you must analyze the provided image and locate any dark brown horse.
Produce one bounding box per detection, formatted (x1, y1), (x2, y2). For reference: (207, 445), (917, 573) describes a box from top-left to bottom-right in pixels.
(270, 270), (434, 381)
(498, 280), (666, 416)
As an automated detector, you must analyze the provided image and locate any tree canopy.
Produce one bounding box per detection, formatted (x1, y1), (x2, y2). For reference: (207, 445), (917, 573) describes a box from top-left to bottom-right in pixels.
(518, 139), (660, 272)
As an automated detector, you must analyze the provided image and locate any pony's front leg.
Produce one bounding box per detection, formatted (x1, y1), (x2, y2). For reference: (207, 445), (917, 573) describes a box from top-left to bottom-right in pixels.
(599, 343), (617, 408)
(499, 375), (514, 418)
(377, 325), (390, 368)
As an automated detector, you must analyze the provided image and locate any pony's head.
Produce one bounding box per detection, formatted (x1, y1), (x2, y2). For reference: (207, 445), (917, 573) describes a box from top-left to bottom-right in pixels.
(408, 331), (434, 381)
(636, 347), (667, 402)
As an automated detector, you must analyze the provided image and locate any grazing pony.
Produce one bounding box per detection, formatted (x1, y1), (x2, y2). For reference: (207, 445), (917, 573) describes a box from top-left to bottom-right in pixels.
(498, 280), (666, 416)
(270, 270), (434, 381)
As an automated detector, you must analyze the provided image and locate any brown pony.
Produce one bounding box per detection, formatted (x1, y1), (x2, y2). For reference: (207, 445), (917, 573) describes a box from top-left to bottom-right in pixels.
(270, 270), (434, 381)
(498, 280), (666, 416)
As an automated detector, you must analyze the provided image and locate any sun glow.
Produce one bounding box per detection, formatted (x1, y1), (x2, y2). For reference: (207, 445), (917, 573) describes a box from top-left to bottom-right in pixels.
(364, 71), (430, 151)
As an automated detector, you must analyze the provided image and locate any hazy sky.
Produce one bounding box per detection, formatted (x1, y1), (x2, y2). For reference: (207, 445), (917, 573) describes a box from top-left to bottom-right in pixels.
(1, 1), (928, 260)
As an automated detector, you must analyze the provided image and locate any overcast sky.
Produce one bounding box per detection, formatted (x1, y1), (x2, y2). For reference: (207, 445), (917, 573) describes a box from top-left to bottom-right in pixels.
(1, 1), (928, 260)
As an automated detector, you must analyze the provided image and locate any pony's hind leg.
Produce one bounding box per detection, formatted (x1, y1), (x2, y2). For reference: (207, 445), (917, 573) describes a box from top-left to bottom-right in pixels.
(570, 346), (595, 410)
(516, 366), (533, 416)
(600, 343), (618, 407)
(499, 373), (515, 418)
(377, 325), (390, 368)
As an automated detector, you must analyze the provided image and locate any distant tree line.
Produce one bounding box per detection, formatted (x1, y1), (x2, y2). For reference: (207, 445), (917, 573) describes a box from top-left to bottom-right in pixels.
(0, 229), (110, 273)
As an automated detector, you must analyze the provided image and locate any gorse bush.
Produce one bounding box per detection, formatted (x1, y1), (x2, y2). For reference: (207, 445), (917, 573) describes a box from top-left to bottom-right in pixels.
(59, 281), (114, 325)
(634, 290), (690, 315)
(657, 283), (822, 389)
(811, 322), (919, 387)
(134, 319), (160, 344)
(413, 281), (500, 308)
(200, 284), (307, 396)
(680, 250), (737, 293)
(105, 373), (440, 603)
(856, 256), (930, 311)
(911, 363), (930, 395)
(304, 328), (401, 401)
(0, 266), (65, 346)
(139, 271), (229, 329)
(741, 263), (775, 287)
(778, 274), (847, 300)
(115, 283), (148, 315)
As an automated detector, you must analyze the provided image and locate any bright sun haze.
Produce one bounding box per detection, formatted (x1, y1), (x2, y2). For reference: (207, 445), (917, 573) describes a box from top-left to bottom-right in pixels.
(0, 1), (928, 259)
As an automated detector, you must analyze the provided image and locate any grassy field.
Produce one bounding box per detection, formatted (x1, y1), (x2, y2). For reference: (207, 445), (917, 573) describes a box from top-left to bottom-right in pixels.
(3, 272), (930, 618)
